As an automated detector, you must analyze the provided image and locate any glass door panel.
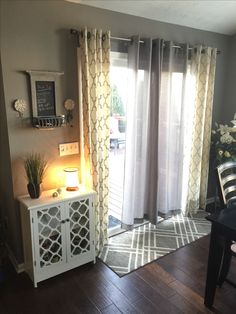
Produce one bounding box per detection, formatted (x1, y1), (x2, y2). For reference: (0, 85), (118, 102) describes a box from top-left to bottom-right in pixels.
(68, 198), (91, 258)
(36, 204), (65, 269)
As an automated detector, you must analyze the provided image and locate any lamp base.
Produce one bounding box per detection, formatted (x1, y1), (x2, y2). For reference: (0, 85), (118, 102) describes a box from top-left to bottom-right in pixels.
(66, 187), (79, 191)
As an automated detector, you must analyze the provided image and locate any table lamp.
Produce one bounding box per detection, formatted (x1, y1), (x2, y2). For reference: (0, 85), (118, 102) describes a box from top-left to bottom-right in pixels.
(64, 167), (79, 191)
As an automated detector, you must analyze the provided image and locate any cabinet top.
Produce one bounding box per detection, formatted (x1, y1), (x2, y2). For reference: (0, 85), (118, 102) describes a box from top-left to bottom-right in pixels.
(18, 187), (96, 209)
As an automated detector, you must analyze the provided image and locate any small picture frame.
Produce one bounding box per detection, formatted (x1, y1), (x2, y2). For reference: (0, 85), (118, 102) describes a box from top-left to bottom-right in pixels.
(26, 70), (64, 118)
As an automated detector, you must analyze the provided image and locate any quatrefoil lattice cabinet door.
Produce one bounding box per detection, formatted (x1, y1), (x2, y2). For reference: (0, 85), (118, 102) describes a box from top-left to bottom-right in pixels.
(33, 203), (67, 273)
(65, 196), (95, 265)
(33, 197), (96, 274)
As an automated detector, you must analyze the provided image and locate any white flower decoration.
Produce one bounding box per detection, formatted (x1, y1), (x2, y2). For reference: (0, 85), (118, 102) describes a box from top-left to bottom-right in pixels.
(224, 151), (231, 158)
(212, 113), (236, 164)
(231, 119), (236, 127)
(230, 112), (236, 127)
(220, 132), (234, 144)
(218, 124), (231, 135)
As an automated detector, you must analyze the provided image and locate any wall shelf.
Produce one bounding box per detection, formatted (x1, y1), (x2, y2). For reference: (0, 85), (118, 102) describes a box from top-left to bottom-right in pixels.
(32, 115), (66, 129)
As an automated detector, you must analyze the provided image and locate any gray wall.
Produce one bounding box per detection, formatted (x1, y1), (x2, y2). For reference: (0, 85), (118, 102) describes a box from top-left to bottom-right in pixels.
(0, 57), (21, 259)
(207, 34), (236, 198)
(0, 0), (233, 263)
(224, 34), (236, 122)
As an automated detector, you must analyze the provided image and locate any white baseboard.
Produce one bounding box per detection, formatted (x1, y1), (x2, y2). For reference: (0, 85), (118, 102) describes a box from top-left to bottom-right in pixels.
(5, 243), (25, 273)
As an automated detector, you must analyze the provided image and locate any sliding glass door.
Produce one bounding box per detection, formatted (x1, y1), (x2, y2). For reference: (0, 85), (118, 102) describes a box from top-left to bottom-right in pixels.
(108, 51), (128, 234)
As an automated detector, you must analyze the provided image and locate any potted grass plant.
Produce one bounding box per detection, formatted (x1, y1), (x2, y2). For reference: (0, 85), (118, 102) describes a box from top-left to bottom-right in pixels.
(24, 153), (47, 199)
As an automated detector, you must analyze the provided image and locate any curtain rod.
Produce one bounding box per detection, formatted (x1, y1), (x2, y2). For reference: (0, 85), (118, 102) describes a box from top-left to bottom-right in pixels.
(70, 29), (221, 54)
(111, 36), (145, 44)
(111, 36), (182, 49)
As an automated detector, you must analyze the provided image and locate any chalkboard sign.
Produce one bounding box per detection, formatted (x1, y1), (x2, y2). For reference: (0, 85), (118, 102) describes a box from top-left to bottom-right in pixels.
(35, 81), (56, 117)
(27, 70), (64, 127)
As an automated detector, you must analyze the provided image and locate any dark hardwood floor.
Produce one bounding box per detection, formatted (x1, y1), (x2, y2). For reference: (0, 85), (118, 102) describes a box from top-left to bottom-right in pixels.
(0, 235), (236, 314)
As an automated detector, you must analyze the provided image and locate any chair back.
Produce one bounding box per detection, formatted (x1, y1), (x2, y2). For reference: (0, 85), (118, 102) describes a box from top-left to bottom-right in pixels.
(217, 161), (236, 207)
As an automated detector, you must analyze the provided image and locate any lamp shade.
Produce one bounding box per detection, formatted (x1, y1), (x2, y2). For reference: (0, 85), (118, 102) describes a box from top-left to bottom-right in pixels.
(64, 167), (79, 191)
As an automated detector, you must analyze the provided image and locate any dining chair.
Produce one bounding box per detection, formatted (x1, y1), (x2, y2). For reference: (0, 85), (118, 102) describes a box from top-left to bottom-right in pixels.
(216, 161), (236, 287)
(217, 161), (236, 208)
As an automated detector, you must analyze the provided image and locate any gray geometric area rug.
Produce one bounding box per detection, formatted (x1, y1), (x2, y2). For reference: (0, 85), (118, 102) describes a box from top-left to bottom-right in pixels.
(99, 212), (211, 277)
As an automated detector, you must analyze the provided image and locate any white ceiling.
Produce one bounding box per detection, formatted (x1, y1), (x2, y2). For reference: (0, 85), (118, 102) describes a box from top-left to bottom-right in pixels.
(66, 0), (236, 35)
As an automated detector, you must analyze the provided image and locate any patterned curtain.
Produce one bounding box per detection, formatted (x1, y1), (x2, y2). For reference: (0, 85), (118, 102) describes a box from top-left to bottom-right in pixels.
(185, 45), (217, 215)
(78, 28), (110, 252)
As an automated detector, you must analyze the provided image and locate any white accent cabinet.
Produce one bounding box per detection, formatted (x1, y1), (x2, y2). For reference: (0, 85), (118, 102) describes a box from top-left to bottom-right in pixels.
(19, 187), (96, 287)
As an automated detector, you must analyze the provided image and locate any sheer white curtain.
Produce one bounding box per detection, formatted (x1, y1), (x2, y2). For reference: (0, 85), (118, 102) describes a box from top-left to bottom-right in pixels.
(144, 39), (164, 224)
(157, 44), (217, 216)
(157, 43), (190, 215)
(122, 36), (152, 226)
(121, 39), (217, 225)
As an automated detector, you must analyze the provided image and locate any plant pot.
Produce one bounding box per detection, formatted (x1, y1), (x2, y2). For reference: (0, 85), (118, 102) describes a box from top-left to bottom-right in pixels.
(27, 183), (41, 199)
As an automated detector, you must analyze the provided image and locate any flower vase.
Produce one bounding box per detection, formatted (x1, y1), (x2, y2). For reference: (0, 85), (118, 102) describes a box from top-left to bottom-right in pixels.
(27, 183), (41, 199)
